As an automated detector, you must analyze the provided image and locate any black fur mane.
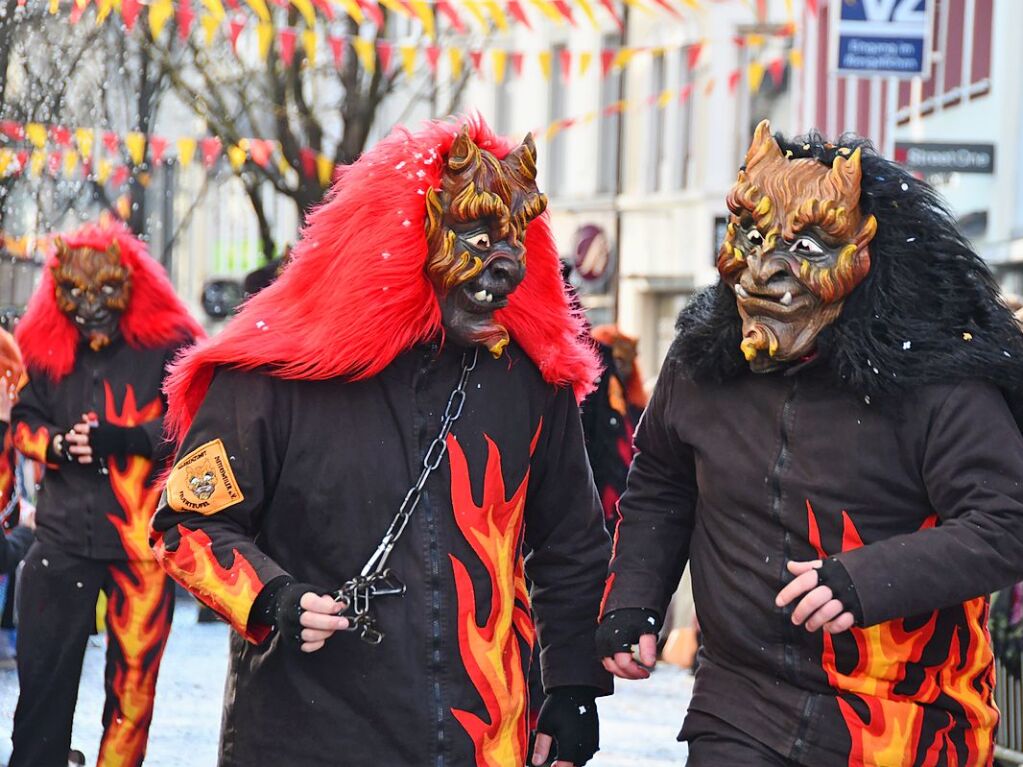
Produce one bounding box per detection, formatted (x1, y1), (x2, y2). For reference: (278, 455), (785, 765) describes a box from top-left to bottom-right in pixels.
(669, 130), (1023, 424)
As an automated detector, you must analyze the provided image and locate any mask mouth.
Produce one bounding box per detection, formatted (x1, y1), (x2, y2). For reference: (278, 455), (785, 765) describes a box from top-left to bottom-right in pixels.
(458, 280), (512, 314)
(734, 282), (811, 315)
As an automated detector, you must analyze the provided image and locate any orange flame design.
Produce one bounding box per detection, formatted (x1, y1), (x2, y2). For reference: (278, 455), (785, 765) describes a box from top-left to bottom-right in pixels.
(153, 525), (267, 642)
(806, 501), (997, 766)
(13, 421), (50, 464)
(99, 382), (172, 766)
(0, 426), (14, 513)
(448, 428), (539, 767)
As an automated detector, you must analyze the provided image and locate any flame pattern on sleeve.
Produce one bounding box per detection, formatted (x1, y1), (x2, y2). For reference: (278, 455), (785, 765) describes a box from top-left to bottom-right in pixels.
(447, 429), (538, 767)
(807, 501), (997, 767)
(153, 525), (267, 643)
(13, 422), (50, 465)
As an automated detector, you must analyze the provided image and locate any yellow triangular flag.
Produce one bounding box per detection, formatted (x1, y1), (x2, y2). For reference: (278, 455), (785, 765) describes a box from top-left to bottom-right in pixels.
(581, 110), (598, 125)
(448, 48), (463, 80)
(460, 0), (488, 28)
(277, 151), (292, 177)
(748, 60), (765, 92)
(227, 144), (247, 171)
(201, 14), (222, 45)
(244, 0), (271, 22)
(96, 0), (114, 24)
(96, 158), (114, 184)
(789, 48), (803, 69)
(149, 0), (174, 38)
(257, 22), (274, 59)
(620, 0), (652, 13)
(657, 88), (673, 108)
(408, 0), (435, 39)
(481, 0), (509, 30)
(376, 0), (410, 17)
(316, 154), (333, 186)
(63, 151), (80, 178)
(177, 137), (197, 168)
(303, 29), (317, 65)
(125, 132), (146, 166)
(290, 0), (317, 26)
(335, 0), (364, 23)
(400, 45), (417, 79)
(578, 50), (593, 77)
(48, 0), (59, 14)
(537, 51), (551, 80)
(203, 0), (227, 18)
(353, 37), (375, 74)
(611, 48), (635, 70)
(491, 49), (507, 84)
(0, 149), (12, 177)
(26, 123), (47, 149)
(575, 0), (599, 28)
(747, 33), (765, 47)
(30, 150), (46, 178)
(527, 0), (563, 23)
(75, 128), (94, 159)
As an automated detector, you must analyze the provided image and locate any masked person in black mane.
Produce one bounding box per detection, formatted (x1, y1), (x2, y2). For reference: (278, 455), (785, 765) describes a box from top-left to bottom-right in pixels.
(597, 121), (1023, 766)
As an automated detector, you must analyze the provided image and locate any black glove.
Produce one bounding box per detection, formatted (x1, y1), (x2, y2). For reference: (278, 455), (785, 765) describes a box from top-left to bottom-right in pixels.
(816, 557), (864, 626)
(533, 686), (600, 766)
(249, 576), (331, 652)
(88, 422), (152, 458)
(594, 608), (662, 657)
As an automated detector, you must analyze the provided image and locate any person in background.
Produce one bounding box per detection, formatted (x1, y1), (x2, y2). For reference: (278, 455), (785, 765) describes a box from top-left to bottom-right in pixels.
(9, 222), (202, 767)
(0, 327), (33, 572)
(581, 325), (647, 533)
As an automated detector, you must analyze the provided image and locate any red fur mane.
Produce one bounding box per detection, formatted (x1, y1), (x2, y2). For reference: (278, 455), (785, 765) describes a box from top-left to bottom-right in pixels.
(15, 222), (204, 382)
(166, 115), (599, 444)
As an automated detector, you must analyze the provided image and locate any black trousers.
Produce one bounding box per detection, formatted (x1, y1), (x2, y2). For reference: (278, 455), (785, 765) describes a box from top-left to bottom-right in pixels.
(11, 542), (174, 767)
(684, 711), (795, 767)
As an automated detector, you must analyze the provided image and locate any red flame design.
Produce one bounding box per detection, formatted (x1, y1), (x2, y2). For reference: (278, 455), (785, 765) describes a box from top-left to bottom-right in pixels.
(13, 421), (50, 465)
(99, 381), (172, 766)
(806, 500), (997, 766)
(448, 427), (539, 766)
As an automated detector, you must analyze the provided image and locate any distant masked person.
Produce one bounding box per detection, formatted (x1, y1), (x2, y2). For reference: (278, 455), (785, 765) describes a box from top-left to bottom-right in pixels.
(597, 122), (1023, 766)
(581, 325), (647, 530)
(151, 117), (611, 767)
(0, 328), (33, 572)
(10, 223), (202, 767)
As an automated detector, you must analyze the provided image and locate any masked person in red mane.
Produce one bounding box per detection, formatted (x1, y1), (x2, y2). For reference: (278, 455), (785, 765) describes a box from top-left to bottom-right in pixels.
(9, 223), (202, 767)
(597, 122), (1023, 765)
(151, 117), (611, 767)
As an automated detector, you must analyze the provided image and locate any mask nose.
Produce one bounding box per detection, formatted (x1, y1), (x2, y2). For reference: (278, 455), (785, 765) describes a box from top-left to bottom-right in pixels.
(482, 253), (525, 294)
(745, 250), (789, 288)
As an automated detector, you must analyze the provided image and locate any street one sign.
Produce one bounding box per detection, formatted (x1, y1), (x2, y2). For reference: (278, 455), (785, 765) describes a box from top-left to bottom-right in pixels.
(894, 142), (996, 175)
(831, 0), (933, 79)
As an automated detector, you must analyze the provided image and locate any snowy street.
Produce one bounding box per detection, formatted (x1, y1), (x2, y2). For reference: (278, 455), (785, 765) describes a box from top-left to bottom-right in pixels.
(0, 598), (692, 766)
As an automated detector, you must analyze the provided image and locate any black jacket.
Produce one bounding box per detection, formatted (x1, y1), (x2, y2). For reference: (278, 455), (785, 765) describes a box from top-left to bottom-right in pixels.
(604, 358), (1023, 766)
(151, 341), (612, 767)
(11, 337), (180, 561)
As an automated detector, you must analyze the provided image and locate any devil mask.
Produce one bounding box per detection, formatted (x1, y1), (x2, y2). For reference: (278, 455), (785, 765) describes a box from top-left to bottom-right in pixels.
(425, 127), (548, 357)
(52, 237), (132, 351)
(718, 120), (878, 372)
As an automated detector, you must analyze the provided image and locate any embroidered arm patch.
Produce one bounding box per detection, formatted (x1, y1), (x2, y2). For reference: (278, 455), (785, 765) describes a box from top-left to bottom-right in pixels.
(167, 438), (245, 515)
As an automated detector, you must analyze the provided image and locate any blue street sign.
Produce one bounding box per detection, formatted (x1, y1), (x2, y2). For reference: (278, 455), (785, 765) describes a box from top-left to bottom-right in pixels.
(831, 0), (933, 79)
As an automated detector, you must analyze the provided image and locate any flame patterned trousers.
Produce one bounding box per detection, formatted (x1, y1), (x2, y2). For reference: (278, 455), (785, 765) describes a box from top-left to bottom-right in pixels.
(10, 541), (174, 767)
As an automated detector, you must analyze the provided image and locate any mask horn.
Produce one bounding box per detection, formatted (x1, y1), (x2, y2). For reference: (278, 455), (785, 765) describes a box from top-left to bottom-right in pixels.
(504, 133), (539, 182)
(744, 119), (785, 170)
(829, 147), (864, 199)
(447, 126), (481, 173)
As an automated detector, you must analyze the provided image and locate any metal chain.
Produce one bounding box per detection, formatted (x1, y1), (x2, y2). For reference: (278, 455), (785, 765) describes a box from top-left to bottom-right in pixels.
(333, 346), (479, 644)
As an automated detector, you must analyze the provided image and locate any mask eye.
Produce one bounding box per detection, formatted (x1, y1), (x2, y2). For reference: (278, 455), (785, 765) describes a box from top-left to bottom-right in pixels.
(101, 284), (116, 296)
(746, 229), (765, 246)
(467, 232), (491, 250)
(790, 237), (825, 256)
(70, 287), (83, 298)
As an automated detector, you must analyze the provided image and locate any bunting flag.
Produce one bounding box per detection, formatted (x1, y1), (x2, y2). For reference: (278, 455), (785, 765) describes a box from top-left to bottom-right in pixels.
(26, 124), (47, 150)
(401, 44), (418, 78)
(125, 132), (147, 165)
(150, 136), (170, 164)
(278, 27), (297, 65)
(177, 137), (198, 168)
(200, 137), (223, 168)
(227, 143), (247, 171)
(353, 36), (375, 73)
(747, 60), (765, 92)
(491, 49), (507, 83)
(316, 153), (334, 186)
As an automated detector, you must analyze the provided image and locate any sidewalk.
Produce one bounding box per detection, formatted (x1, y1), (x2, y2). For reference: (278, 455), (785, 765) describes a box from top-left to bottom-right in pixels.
(0, 599), (692, 765)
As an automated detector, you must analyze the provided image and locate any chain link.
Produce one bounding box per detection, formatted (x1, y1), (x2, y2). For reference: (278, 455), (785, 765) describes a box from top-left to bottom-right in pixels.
(333, 347), (479, 644)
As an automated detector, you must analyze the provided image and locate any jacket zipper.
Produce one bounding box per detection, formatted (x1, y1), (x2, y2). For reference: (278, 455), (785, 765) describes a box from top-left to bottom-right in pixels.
(770, 378), (799, 685)
(416, 344), (446, 767)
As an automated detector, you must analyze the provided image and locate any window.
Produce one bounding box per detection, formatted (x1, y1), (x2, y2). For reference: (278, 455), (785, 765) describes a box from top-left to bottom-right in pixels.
(672, 47), (695, 189)
(548, 43), (567, 196)
(597, 33), (622, 195)
(645, 53), (666, 193)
